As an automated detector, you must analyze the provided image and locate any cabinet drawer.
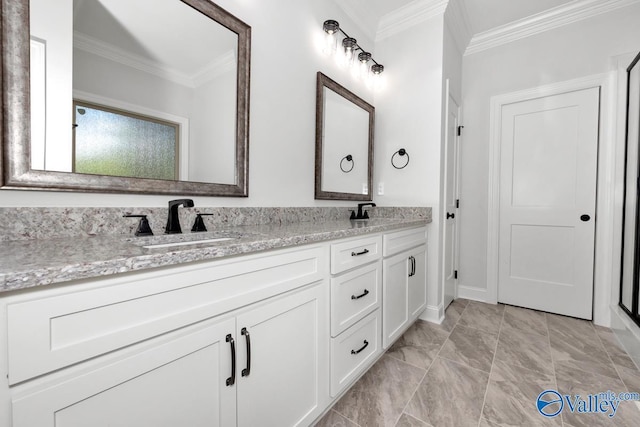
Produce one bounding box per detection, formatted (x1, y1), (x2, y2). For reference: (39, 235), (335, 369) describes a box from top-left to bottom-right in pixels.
(383, 226), (427, 257)
(6, 245), (326, 385)
(331, 261), (381, 337)
(330, 235), (382, 274)
(330, 309), (382, 397)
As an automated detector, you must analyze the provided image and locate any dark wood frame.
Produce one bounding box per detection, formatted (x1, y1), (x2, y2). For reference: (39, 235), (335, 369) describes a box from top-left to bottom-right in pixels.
(1, 0), (251, 196)
(315, 72), (374, 201)
(620, 50), (640, 326)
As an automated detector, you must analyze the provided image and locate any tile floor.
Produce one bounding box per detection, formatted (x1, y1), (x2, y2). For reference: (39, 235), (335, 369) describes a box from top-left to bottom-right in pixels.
(316, 299), (640, 427)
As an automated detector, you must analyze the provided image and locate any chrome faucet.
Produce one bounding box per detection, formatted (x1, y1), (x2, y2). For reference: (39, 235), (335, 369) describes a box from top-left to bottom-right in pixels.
(165, 199), (194, 234)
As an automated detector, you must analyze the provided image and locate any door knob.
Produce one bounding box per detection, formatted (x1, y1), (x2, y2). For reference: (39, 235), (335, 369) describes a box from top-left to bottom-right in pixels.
(580, 214), (591, 222)
(446, 212), (455, 219)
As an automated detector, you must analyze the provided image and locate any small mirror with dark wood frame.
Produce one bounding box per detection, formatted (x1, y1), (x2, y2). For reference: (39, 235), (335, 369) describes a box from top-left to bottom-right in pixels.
(315, 72), (374, 201)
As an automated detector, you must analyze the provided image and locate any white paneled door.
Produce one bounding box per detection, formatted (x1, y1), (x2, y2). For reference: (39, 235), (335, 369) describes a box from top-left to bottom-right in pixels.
(443, 89), (460, 310)
(498, 87), (599, 319)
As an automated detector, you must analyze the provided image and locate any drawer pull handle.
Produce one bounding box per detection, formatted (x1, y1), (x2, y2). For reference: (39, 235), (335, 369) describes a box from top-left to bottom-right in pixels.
(408, 256), (416, 277)
(226, 334), (236, 386)
(351, 249), (370, 256)
(351, 340), (369, 355)
(351, 289), (370, 300)
(241, 328), (251, 377)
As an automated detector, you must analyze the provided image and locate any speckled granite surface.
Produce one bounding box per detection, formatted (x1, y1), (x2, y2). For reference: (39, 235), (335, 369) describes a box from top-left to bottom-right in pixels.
(0, 207), (431, 293)
(0, 206), (430, 241)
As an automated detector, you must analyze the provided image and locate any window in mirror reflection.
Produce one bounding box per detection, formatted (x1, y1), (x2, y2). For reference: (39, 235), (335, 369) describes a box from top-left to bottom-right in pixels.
(73, 101), (179, 180)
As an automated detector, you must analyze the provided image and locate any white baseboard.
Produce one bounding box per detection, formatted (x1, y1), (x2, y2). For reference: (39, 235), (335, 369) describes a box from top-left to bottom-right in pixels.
(610, 304), (640, 368)
(420, 304), (444, 324)
(457, 285), (490, 303)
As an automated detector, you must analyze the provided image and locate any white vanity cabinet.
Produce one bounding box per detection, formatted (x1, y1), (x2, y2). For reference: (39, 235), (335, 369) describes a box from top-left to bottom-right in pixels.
(0, 222), (429, 427)
(12, 316), (238, 427)
(382, 227), (428, 348)
(1, 245), (329, 427)
(329, 235), (383, 396)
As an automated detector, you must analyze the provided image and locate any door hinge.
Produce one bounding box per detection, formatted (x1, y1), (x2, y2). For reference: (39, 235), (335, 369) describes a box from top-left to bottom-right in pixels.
(454, 270), (458, 279)
(456, 199), (460, 209)
(457, 125), (464, 136)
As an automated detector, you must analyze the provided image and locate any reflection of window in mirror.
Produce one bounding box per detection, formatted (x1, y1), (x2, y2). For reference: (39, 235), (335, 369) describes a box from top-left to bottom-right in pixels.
(72, 101), (179, 181)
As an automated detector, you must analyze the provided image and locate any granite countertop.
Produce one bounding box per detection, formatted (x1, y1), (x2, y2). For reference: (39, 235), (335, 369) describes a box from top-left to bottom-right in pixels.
(0, 217), (429, 293)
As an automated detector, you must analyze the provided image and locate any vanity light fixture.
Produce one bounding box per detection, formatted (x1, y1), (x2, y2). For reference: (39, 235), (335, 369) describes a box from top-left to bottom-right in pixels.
(322, 19), (384, 83)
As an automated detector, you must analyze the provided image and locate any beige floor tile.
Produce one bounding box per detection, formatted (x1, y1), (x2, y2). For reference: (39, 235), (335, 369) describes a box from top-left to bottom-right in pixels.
(594, 326), (639, 371)
(457, 301), (505, 334)
(315, 410), (359, 427)
(439, 298), (468, 332)
(482, 360), (560, 426)
(548, 317), (619, 379)
(439, 324), (498, 372)
(321, 305), (640, 427)
(333, 355), (425, 427)
(546, 313), (595, 340)
(502, 304), (548, 337)
(555, 363), (640, 427)
(494, 327), (554, 375)
(394, 413), (431, 427)
(617, 364), (640, 393)
(387, 320), (450, 369)
(405, 357), (490, 427)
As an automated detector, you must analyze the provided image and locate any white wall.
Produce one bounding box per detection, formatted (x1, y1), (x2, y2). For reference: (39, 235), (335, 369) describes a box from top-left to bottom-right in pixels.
(4, 0), (380, 208)
(375, 15), (446, 321)
(190, 68), (237, 184)
(459, 4), (640, 306)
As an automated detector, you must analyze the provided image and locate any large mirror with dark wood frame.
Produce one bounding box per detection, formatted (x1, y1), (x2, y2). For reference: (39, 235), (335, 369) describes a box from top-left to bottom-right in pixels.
(315, 72), (374, 201)
(1, 0), (250, 196)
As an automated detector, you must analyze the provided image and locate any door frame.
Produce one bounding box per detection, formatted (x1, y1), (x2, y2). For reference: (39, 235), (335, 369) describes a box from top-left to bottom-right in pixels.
(486, 73), (615, 325)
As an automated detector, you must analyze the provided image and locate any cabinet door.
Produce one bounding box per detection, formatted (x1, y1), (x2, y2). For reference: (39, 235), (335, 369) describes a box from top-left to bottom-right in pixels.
(236, 282), (329, 427)
(12, 318), (236, 427)
(408, 245), (427, 318)
(382, 252), (410, 349)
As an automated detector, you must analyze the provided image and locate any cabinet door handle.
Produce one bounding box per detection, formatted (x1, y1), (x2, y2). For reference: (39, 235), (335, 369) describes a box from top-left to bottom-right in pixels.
(351, 289), (370, 300)
(241, 327), (251, 377)
(408, 256), (415, 277)
(351, 248), (369, 256)
(226, 334), (236, 386)
(351, 340), (369, 355)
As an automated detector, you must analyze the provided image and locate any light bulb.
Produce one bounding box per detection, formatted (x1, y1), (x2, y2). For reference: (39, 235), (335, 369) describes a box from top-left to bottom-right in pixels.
(358, 52), (371, 80)
(322, 20), (339, 56)
(342, 37), (357, 68)
(370, 64), (385, 90)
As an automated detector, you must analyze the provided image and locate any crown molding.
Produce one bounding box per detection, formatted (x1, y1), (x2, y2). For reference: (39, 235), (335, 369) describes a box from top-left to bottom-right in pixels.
(74, 31), (234, 88)
(444, 0), (472, 54)
(74, 31), (195, 87)
(376, 0), (448, 42)
(465, 0), (640, 55)
(192, 50), (236, 88)
(332, 0), (378, 42)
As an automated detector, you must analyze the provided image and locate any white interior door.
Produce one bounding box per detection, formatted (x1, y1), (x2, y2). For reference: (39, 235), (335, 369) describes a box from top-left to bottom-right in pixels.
(498, 87), (599, 319)
(443, 88), (460, 309)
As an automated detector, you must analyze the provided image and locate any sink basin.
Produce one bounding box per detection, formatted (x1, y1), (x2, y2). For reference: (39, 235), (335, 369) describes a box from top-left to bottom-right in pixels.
(128, 231), (243, 249)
